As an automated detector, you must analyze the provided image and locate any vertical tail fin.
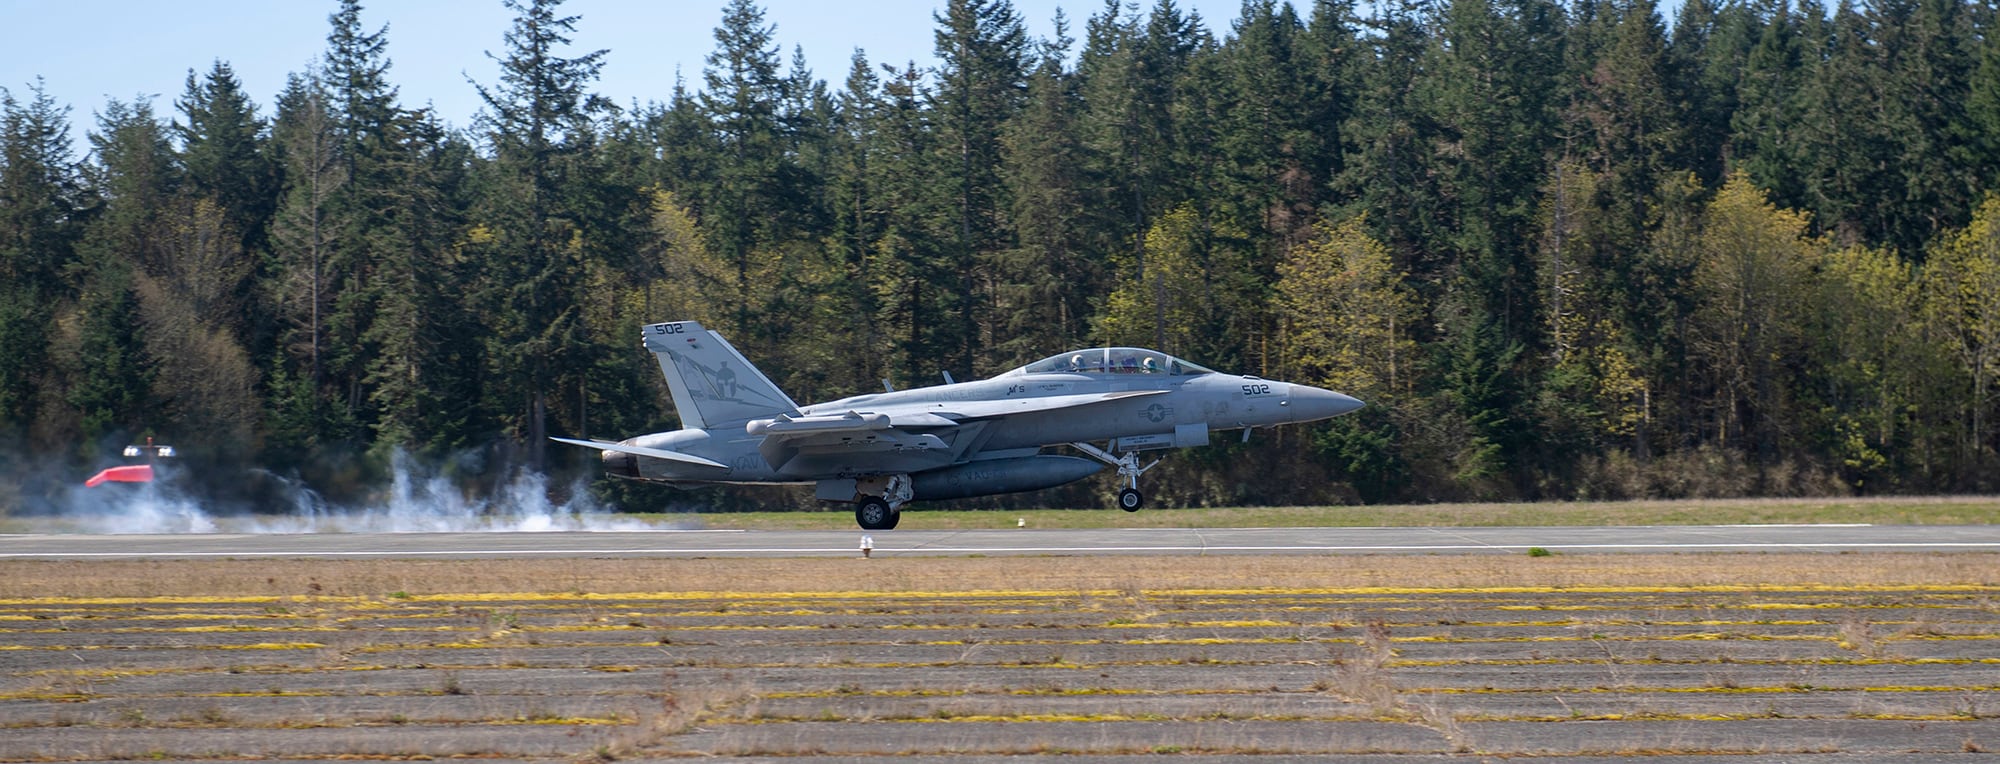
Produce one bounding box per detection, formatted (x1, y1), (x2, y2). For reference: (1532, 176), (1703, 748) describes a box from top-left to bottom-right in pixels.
(644, 321), (800, 430)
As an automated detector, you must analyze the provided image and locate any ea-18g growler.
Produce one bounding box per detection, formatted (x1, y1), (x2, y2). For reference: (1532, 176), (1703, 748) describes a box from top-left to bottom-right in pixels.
(555, 321), (1365, 530)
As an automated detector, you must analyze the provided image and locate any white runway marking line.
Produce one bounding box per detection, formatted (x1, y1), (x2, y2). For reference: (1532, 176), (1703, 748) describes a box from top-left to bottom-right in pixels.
(3, 540), (2000, 558)
(888, 542), (2000, 553)
(1105, 523), (1882, 531)
(582, 529), (748, 533)
(1421, 526), (1512, 549)
(0, 549), (860, 558)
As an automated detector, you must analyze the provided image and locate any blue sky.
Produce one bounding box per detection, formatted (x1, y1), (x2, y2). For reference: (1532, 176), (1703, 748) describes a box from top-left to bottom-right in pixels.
(1, 0), (1246, 150)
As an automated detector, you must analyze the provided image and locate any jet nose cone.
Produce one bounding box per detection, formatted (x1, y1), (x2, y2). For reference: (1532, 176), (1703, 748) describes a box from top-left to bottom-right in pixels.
(1288, 385), (1365, 422)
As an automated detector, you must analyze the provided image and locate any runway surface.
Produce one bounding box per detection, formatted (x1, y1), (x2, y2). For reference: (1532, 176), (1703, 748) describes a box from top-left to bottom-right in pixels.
(2, 523), (1998, 559)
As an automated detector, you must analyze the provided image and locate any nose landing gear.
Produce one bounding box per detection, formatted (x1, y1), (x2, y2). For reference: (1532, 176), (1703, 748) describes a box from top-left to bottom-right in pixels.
(1071, 441), (1160, 513)
(1117, 487), (1144, 512)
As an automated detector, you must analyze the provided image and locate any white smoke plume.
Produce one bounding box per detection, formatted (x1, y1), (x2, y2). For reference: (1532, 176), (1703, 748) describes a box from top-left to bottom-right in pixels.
(44, 449), (674, 534)
(58, 472), (218, 534)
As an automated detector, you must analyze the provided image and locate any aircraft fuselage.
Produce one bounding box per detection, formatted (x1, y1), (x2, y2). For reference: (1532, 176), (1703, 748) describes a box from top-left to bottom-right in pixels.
(614, 367), (1356, 484)
(563, 322), (1363, 528)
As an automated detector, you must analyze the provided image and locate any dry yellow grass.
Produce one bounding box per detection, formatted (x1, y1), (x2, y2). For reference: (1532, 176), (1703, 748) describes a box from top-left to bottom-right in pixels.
(1, 552), (1995, 599)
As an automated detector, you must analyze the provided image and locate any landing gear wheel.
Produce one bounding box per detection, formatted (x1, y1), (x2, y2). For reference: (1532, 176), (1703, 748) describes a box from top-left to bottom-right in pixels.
(1071, 442), (1161, 516)
(856, 498), (897, 530)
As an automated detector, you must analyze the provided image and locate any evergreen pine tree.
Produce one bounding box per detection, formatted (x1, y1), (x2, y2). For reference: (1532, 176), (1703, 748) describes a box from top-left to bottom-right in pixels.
(700, 0), (790, 341)
(997, 10), (1096, 364)
(932, 0), (1028, 374)
(473, 0), (609, 466)
(67, 98), (175, 447)
(177, 61), (273, 259)
(0, 81), (82, 431)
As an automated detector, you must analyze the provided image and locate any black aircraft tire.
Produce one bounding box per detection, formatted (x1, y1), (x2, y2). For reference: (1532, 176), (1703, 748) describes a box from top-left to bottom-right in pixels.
(1118, 488), (1144, 512)
(856, 498), (896, 530)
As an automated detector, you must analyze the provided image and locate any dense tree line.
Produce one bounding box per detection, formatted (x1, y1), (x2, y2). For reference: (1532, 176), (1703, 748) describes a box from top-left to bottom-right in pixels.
(5, 0), (2000, 513)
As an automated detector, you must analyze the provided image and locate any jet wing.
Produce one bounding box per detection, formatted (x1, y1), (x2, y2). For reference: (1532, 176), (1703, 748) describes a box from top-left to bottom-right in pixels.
(747, 410), (963, 436)
(747, 411), (893, 436)
(754, 390), (1167, 475)
(887, 412), (959, 428)
(550, 437), (729, 469)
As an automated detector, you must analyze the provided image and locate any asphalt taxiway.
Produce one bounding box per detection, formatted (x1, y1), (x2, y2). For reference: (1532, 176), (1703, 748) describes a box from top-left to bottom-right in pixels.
(2, 523), (1998, 559)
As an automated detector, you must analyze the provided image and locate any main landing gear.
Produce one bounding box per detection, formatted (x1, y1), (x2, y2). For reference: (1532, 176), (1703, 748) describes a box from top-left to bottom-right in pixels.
(1072, 442), (1161, 513)
(853, 474), (912, 530)
(855, 497), (899, 530)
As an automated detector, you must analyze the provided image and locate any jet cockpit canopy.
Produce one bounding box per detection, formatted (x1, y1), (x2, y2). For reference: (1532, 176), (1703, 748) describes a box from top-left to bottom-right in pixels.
(1008, 347), (1214, 376)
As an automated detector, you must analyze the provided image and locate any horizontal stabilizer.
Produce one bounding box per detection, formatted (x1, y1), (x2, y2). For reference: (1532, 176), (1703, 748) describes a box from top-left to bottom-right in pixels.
(549, 437), (729, 469)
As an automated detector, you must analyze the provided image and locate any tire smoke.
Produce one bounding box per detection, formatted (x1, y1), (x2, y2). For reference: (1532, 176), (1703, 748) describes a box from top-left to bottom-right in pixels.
(41, 449), (660, 534)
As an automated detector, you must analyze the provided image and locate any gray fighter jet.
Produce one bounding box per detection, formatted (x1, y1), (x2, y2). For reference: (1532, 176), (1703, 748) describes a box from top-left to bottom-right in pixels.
(555, 321), (1364, 529)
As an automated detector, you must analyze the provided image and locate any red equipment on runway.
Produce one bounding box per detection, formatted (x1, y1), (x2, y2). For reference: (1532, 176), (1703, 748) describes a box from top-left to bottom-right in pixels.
(85, 464), (155, 487)
(85, 437), (173, 487)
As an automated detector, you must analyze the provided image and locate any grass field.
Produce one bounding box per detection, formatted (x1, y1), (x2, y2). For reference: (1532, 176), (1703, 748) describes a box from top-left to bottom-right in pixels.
(3, 503), (1996, 759)
(2, 551), (1996, 599)
(640, 494), (2000, 530)
(2, 563), (1994, 759)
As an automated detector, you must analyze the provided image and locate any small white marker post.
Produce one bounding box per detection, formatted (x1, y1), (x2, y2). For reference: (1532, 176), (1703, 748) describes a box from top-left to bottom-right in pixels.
(859, 535), (874, 558)
(1017, 518), (1026, 528)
